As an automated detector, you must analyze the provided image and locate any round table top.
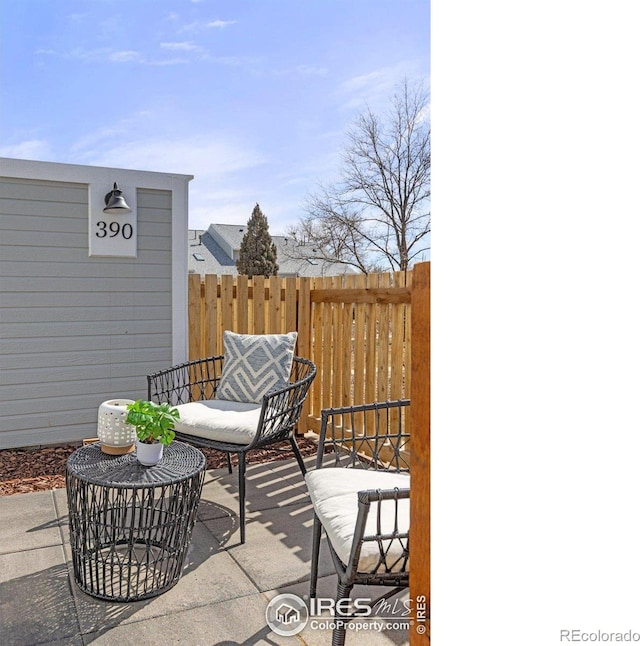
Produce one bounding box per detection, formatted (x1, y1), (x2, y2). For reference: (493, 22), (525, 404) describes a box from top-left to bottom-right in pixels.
(66, 441), (205, 488)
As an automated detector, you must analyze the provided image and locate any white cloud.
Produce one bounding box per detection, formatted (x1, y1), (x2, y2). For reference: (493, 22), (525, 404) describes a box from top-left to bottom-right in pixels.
(180, 18), (236, 32)
(178, 21), (200, 32)
(159, 41), (210, 62)
(189, 194), (300, 234)
(161, 41), (199, 51)
(73, 129), (269, 228)
(416, 106), (430, 124)
(149, 57), (190, 66)
(34, 46), (190, 66)
(271, 64), (328, 78)
(0, 130), (303, 232)
(109, 50), (144, 63)
(86, 134), (266, 177)
(70, 112), (154, 154)
(296, 65), (328, 76)
(0, 139), (54, 160)
(210, 55), (259, 67)
(190, 200), (249, 230)
(68, 12), (90, 23)
(207, 20), (236, 29)
(34, 47), (114, 63)
(339, 63), (424, 111)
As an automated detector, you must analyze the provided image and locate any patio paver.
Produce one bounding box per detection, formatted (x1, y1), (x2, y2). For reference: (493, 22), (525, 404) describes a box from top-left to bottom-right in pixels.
(0, 490), (63, 554)
(0, 544), (80, 644)
(0, 458), (409, 646)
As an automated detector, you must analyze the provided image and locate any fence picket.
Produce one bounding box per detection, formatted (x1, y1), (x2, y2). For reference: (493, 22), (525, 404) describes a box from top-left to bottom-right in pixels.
(236, 275), (249, 334)
(331, 275), (342, 410)
(342, 274), (356, 408)
(187, 268), (417, 442)
(364, 273), (378, 408)
(298, 277), (312, 434)
(268, 276), (281, 333)
(285, 276), (297, 334)
(252, 276), (265, 334)
(204, 274), (218, 356)
(353, 273), (366, 407)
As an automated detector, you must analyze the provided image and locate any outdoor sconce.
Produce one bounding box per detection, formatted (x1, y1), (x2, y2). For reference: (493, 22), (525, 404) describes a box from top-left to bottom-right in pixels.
(103, 182), (132, 214)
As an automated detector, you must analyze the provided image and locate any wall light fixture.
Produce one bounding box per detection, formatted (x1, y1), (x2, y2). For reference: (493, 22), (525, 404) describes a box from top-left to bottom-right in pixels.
(103, 182), (132, 214)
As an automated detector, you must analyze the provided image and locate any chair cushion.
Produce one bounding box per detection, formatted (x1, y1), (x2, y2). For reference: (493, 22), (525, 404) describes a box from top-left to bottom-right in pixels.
(174, 399), (262, 445)
(216, 331), (298, 404)
(305, 468), (410, 573)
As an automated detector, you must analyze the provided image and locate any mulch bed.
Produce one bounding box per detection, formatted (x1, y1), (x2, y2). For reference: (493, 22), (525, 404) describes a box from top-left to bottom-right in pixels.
(0, 438), (319, 496)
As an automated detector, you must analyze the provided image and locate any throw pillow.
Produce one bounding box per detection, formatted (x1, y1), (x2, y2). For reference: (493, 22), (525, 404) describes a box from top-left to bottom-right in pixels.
(216, 331), (298, 403)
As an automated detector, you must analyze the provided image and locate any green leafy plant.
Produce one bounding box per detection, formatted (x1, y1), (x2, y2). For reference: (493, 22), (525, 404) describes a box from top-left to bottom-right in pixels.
(125, 400), (179, 446)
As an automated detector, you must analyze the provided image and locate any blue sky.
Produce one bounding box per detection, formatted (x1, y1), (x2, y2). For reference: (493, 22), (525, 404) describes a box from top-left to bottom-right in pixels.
(3, 2), (640, 638)
(1, 0), (429, 233)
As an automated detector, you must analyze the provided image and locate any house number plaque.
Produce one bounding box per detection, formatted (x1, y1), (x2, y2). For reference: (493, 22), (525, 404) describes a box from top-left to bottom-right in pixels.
(89, 183), (137, 258)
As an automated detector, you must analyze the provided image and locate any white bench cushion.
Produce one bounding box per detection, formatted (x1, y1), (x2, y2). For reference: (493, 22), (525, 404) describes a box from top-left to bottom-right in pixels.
(174, 399), (262, 445)
(305, 468), (410, 572)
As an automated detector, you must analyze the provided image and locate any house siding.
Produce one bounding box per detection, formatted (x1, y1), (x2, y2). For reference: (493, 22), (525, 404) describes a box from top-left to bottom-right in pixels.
(0, 176), (175, 448)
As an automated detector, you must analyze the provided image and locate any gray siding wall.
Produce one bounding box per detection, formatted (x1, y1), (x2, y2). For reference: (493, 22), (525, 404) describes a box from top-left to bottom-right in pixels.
(0, 177), (174, 448)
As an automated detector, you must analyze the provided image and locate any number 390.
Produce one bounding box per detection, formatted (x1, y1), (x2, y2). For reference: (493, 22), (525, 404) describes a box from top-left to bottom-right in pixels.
(96, 221), (133, 239)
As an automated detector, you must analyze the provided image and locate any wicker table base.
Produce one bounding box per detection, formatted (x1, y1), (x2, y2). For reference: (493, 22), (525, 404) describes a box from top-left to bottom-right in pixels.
(66, 441), (205, 601)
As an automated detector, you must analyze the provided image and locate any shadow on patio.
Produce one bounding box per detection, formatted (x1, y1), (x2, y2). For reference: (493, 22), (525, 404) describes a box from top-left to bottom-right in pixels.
(0, 456), (410, 645)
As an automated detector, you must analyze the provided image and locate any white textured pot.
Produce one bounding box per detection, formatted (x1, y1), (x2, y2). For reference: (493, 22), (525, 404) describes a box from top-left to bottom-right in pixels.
(97, 399), (136, 455)
(135, 440), (164, 466)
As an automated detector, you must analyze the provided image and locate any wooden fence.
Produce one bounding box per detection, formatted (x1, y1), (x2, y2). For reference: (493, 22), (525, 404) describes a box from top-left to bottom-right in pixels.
(188, 269), (413, 434)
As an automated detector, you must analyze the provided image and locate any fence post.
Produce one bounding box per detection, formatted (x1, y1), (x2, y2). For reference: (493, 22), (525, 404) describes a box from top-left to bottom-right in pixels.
(188, 273), (202, 361)
(409, 261), (430, 644)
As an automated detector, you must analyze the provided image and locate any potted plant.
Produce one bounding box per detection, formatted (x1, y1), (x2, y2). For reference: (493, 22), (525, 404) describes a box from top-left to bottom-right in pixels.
(125, 400), (180, 466)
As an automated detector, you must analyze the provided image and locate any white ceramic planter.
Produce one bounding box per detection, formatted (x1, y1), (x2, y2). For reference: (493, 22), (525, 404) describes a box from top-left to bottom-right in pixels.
(135, 440), (164, 466)
(97, 399), (136, 455)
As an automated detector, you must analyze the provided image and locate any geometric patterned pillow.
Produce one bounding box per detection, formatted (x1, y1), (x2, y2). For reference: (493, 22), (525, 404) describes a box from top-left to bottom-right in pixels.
(215, 331), (298, 404)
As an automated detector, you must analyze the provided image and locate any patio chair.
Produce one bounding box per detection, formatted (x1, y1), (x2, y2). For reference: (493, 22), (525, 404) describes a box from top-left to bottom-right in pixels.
(305, 399), (410, 646)
(148, 331), (316, 544)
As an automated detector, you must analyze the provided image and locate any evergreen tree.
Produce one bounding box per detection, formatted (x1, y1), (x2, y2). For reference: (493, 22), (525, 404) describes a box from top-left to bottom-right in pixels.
(236, 204), (279, 277)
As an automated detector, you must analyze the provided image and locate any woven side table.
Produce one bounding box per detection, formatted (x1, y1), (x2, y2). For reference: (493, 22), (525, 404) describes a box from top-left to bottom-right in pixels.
(66, 441), (205, 601)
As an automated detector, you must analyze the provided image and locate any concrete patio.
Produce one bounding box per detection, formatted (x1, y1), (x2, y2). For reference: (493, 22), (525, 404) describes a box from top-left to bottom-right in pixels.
(0, 454), (410, 646)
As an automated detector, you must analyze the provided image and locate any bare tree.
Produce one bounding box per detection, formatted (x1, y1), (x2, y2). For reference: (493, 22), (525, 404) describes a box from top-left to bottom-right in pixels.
(288, 78), (430, 273)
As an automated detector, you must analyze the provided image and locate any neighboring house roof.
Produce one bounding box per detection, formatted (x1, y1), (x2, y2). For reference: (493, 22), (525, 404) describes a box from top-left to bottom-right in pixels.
(188, 223), (357, 278)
